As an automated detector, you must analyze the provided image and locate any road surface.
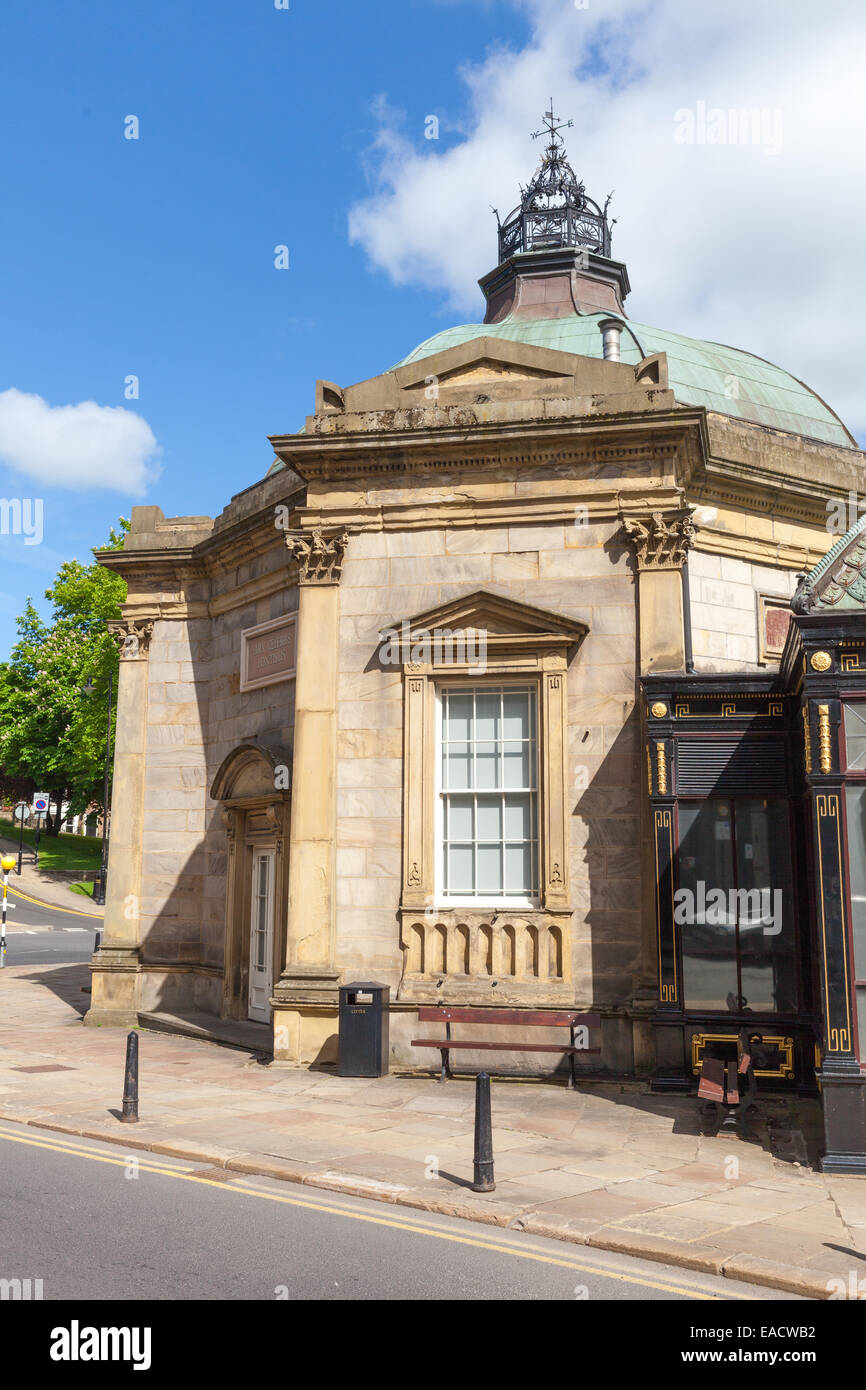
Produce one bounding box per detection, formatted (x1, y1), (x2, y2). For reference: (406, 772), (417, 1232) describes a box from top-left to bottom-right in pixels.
(1, 883), (100, 966)
(0, 1121), (800, 1302)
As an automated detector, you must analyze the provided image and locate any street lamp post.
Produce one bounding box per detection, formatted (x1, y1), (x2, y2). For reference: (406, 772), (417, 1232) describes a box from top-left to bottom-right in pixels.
(82, 672), (113, 907)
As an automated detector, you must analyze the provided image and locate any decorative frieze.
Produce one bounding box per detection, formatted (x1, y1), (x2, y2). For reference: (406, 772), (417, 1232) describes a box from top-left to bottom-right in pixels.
(286, 528), (349, 586)
(620, 507), (695, 571)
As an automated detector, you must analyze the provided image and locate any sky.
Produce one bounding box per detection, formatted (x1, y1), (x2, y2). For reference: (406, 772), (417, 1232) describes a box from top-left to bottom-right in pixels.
(0, 0), (864, 655)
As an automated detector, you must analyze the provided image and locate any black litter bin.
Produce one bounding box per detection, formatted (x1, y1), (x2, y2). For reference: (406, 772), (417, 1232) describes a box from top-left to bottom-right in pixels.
(338, 982), (390, 1077)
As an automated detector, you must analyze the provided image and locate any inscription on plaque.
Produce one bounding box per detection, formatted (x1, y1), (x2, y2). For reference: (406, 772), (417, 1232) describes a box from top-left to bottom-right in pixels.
(241, 615), (297, 692)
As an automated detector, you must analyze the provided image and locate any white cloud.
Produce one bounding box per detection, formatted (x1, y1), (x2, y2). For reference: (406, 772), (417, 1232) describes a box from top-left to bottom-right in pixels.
(0, 389), (161, 495)
(348, 0), (866, 436)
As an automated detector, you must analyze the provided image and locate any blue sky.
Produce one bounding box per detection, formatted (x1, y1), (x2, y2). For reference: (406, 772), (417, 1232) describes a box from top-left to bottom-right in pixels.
(0, 0), (863, 655)
(0, 0), (531, 650)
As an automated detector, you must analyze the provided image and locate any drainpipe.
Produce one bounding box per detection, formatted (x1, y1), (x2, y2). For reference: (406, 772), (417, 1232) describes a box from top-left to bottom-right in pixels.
(682, 555), (697, 674)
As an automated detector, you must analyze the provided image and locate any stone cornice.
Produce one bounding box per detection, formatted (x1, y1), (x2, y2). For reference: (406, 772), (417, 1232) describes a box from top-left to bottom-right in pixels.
(270, 410), (704, 484)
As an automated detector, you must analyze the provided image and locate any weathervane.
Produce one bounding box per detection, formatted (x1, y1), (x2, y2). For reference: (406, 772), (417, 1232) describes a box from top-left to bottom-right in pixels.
(531, 100), (574, 152)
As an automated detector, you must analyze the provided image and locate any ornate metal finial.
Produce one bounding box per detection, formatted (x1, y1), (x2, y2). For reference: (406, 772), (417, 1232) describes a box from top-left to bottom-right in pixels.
(496, 103), (614, 263)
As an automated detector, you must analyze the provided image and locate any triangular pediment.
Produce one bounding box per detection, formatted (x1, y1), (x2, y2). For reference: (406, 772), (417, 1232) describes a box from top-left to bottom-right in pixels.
(398, 589), (587, 649)
(394, 337), (580, 392)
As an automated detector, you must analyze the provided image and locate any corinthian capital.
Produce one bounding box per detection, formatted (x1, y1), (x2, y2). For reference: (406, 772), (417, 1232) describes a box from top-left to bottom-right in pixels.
(620, 507), (695, 572)
(108, 618), (154, 660)
(286, 528), (350, 586)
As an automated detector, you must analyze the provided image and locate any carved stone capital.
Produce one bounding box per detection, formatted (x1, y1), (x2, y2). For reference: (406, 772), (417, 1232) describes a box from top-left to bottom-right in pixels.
(286, 528), (350, 586)
(108, 618), (154, 660)
(620, 507), (695, 572)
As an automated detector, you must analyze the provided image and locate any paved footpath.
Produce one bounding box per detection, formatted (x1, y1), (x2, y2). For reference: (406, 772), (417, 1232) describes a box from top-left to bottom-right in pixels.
(1, 963), (865, 1300)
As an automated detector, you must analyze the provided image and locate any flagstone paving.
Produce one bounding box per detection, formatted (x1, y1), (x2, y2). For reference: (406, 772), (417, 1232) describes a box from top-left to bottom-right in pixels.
(1, 962), (865, 1298)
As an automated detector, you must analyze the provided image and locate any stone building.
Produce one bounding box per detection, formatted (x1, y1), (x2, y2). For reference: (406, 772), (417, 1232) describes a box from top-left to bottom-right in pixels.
(87, 112), (866, 1169)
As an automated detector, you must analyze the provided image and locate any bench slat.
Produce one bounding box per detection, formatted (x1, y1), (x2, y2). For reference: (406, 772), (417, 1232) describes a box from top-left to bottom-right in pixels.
(411, 1039), (602, 1055)
(416, 1007), (600, 1028)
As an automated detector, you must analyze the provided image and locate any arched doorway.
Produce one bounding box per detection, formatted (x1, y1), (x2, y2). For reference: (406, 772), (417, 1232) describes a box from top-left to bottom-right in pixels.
(211, 742), (291, 1024)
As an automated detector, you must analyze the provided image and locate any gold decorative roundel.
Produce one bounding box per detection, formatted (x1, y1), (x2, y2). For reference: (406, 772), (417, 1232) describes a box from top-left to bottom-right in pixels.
(651, 702), (668, 718)
(811, 651), (833, 672)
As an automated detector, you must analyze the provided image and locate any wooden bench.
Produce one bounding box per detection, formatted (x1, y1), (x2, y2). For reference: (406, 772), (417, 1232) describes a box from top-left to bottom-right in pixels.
(697, 1030), (761, 1137)
(412, 1007), (601, 1088)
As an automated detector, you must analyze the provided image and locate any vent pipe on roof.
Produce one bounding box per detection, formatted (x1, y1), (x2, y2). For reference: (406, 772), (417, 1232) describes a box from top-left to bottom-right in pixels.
(598, 317), (624, 362)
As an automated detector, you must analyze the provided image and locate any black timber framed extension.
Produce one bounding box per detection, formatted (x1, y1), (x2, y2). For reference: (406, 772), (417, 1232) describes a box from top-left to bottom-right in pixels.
(643, 618), (866, 1174)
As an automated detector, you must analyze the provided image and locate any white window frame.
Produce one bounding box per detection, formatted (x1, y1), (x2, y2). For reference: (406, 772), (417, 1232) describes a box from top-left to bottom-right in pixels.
(435, 682), (540, 910)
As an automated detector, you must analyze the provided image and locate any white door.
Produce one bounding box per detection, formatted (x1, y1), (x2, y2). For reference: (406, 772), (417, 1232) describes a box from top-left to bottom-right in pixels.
(248, 849), (275, 1023)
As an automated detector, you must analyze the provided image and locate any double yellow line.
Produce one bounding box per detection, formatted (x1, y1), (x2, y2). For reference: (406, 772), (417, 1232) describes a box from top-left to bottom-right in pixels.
(6, 884), (102, 921)
(0, 1124), (745, 1300)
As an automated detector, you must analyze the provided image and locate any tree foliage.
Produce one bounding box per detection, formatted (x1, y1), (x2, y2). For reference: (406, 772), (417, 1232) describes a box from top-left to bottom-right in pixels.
(0, 522), (129, 833)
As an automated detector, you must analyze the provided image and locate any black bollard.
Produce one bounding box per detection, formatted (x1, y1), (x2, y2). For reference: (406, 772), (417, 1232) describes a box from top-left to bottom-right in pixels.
(472, 1072), (495, 1192)
(120, 1031), (139, 1124)
(93, 928), (102, 955)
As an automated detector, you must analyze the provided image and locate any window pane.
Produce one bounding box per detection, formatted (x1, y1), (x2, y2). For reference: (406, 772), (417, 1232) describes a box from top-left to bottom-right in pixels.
(504, 795), (532, 839)
(477, 844), (502, 894)
(475, 692), (500, 741)
(476, 798), (501, 841)
(845, 785), (866, 985)
(446, 694), (472, 741)
(447, 799), (473, 841)
(734, 799), (797, 1013)
(503, 742), (531, 789)
(444, 744), (471, 790)
(505, 844), (532, 894)
(678, 801), (737, 1010)
(845, 702), (866, 771)
(502, 692), (530, 740)
(475, 743), (498, 789)
(447, 845), (474, 894)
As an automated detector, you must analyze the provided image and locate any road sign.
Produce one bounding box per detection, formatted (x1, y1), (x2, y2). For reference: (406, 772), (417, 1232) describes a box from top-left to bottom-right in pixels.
(33, 797), (48, 814)
(13, 802), (27, 823)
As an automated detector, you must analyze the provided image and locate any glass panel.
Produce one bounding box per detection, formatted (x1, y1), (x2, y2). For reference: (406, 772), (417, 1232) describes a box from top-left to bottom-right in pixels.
(444, 743), (471, 790)
(678, 802), (738, 1010)
(503, 794), (532, 840)
(503, 742), (530, 789)
(845, 702), (866, 772)
(505, 843), (532, 894)
(846, 785), (866, 989)
(474, 692), (500, 742)
(734, 799), (797, 1013)
(502, 692), (530, 740)
(446, 693), (472, 741)
(447, 798), (473, 842)
(447, 845), (474, 894)
(476, 798), (501, 841)
(475, 743), (499, 789)
(477, 844), (502, 894)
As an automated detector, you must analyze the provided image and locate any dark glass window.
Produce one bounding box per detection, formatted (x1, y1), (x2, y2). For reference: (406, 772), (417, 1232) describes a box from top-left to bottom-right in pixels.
(677, 798), (798, 1014)
(843, 784), (866, 1063)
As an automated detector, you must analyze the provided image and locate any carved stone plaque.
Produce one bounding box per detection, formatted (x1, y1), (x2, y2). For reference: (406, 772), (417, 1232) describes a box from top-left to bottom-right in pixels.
(241, 615), (297, 692)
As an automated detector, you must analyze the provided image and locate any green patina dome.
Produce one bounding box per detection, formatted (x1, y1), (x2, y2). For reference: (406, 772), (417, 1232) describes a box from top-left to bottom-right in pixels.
(396, 312), (855, 451)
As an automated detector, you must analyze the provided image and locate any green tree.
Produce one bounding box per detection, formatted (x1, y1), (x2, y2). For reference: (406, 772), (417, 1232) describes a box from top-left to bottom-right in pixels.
(0, 521), (129, 834)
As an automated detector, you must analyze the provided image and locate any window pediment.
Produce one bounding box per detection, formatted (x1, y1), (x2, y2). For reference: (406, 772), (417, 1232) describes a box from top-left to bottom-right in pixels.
(389, 589), (588, 671)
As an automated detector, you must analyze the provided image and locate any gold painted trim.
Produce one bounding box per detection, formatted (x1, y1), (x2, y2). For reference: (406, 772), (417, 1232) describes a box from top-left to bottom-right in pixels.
(815, 794), (853, 1055)
(653, 809), (677, 1005)
(818, 705), (832, 774)
(691, 1033), (795, 1080)
(811, 651), (833, 672)
(802, 705), (813, 776)
(655, 742), (668, 795)
(646, 745), (653, 796)
(650, 702), (668, 719)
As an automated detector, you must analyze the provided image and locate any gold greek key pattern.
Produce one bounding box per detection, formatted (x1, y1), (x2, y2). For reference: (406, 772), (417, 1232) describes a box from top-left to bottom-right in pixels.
(818, 705), (832, 774)
(721, 703), (736, 718)
(842, 655), (862, 672)
(691, 1033), (795, 1080)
